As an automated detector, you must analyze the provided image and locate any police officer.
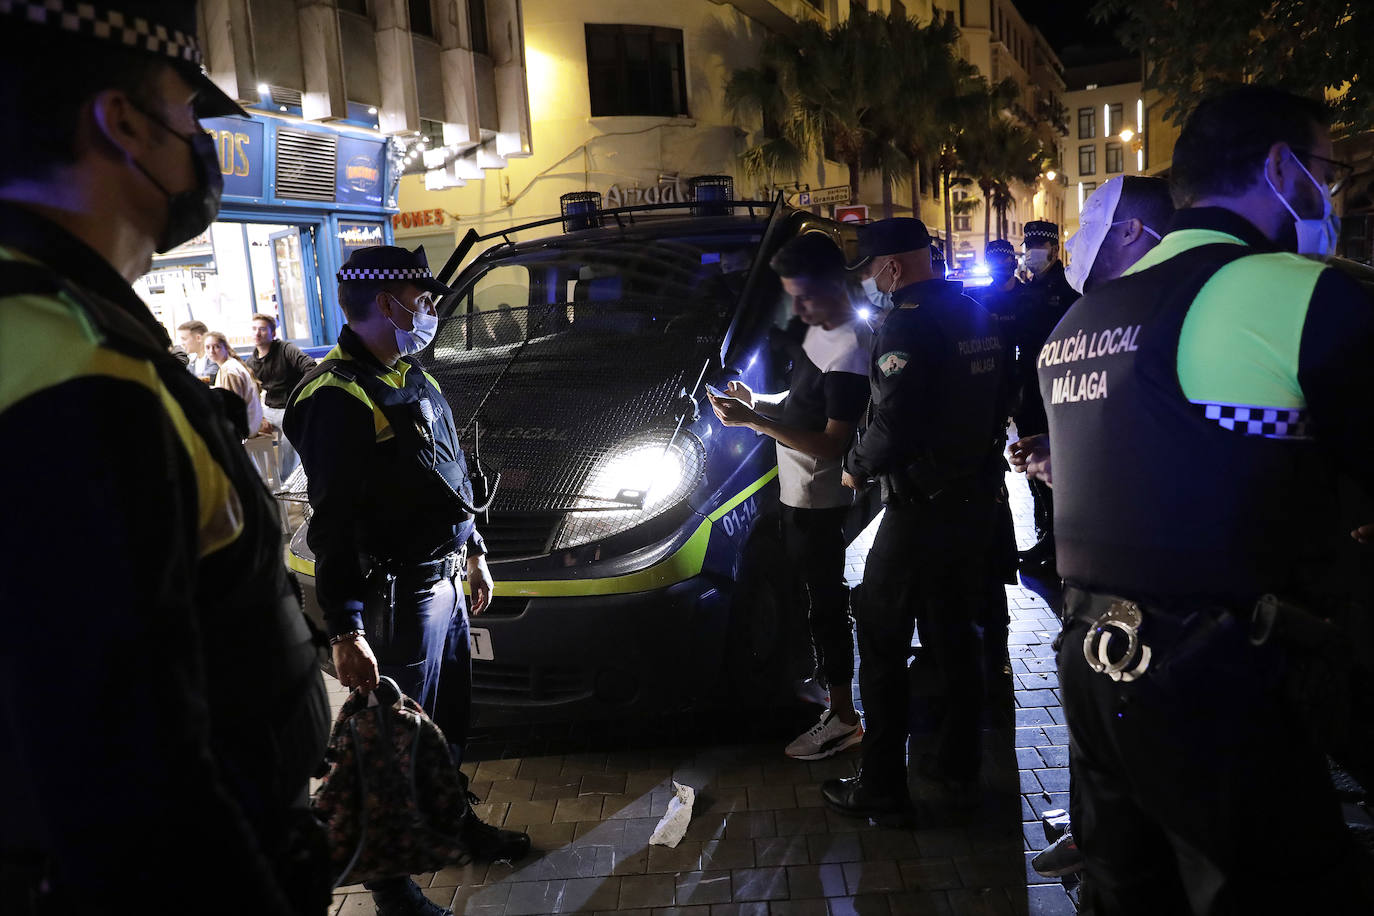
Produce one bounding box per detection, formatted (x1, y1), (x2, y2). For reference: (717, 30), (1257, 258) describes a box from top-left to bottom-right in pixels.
(1010, 175), (1174, 881)
(820, 219), (1005, 822)
(0, 3), (330, 913)
(1014, 220), (1078, 574)
(284, 246), (529, 916)
(971, 238), (1024, 334)
(969, 238), (1028, 686)
(1040, 86), (1374, 912)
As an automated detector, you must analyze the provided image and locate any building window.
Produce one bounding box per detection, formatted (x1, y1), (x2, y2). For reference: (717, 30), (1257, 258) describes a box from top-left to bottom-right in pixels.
(468, 0), (489, 55)
(339, 0), (367, 14)
(585, 25), (688, 118)
(892, 0), (907, 19)
(1105, 143), (1124, 174)
(408, 0), (433, 37)
(1082, 182), (1097, 194)
(1108, 103), (1124, 138)
(1079, 144), (1097, 176)
(1078, 107), (1095, 140)
(953, 190), (971, 232)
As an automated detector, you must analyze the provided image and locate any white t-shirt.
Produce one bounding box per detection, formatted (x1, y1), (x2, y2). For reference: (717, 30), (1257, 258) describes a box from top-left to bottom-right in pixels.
(775, 318), (871, 509)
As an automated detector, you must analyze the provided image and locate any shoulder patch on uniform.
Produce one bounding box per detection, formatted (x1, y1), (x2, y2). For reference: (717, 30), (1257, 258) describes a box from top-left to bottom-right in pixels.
(877, 351), (910, 377)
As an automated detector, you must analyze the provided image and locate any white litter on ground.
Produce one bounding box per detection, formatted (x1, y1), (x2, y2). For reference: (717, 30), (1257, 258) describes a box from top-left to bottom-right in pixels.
(648, 781), (696, 848)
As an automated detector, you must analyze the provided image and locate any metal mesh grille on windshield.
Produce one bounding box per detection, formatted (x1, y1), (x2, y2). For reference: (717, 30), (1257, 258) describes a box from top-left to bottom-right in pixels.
(419, 302), (714, 518)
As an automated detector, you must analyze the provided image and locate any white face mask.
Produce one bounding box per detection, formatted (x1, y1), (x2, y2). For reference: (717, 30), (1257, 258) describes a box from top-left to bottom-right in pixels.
(1266, 151), (1340, 259)
(387, 295), (438, 355)
(861, 261), (896, 311)
(1020, 248), (1052, 277)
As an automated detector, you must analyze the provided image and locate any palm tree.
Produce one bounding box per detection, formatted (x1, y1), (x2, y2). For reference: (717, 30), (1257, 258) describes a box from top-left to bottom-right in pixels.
(881, 12), (973, 224)
(724, 53), (805, 183)
(725, 10), (898, 199)
(961, 116), (1044, 249)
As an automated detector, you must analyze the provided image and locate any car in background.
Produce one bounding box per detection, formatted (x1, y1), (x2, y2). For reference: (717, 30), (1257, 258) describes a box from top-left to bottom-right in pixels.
(280, 180), (879, 723)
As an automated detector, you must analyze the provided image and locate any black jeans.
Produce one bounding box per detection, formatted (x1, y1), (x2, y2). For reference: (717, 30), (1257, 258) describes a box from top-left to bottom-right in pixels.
(780, 505), (853, 690)
(855, 496), (992, 793)
(1060, 604), (1374, 915)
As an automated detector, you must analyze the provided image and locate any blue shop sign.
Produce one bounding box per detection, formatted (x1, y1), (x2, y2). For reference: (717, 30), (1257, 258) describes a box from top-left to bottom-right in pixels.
(336, 135), (386, 207)
(202, 116), (264, 199)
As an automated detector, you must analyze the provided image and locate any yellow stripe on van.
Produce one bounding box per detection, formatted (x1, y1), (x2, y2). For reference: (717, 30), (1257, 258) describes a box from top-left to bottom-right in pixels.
(289, 467), (783, 598)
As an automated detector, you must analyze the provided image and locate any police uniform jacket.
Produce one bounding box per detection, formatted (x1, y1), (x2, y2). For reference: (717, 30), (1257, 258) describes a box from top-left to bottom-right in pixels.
(846, 278), (1005, 498)
(1014, 260), (1079, 435)
(1039, 207), (1374, 602)
(284, 326), (486, 639)
(0, 203), (328, 912)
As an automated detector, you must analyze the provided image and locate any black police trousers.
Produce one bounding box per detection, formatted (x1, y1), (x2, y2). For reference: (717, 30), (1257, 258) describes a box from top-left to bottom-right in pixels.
(855, 494), (993, 793)
(363, 564), (472, 760)
(1059, 600), (1374, 915)
(780, 505), (853, 690)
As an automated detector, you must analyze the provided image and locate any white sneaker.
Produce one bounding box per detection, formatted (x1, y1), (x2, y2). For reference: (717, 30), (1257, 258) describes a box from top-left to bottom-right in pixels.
(784, 709), (863, 761)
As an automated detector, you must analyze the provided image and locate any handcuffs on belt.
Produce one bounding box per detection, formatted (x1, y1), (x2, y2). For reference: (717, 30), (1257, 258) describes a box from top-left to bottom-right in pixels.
(1081, 599), (1153, 682)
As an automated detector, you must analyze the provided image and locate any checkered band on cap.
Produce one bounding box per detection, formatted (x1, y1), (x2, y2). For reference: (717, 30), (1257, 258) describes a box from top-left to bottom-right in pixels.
(1023, 222), (1060, 243)
(1198, 401), (1311, 440)
(337, 267), (435, 282)
(0, 0), (202, 65)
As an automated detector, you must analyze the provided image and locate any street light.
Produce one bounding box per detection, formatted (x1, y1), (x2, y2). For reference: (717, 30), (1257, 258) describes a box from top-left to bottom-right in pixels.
(1119, 128), (1135, 144)
(1045, 170), (1057, 182)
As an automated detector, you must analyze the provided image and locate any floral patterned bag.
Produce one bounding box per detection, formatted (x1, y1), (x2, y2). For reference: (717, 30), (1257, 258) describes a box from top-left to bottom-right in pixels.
(310, 677), (474, 887)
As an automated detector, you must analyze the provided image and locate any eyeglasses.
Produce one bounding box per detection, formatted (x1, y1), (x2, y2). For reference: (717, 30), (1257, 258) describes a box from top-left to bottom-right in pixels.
(1292, 149), (1355, 194)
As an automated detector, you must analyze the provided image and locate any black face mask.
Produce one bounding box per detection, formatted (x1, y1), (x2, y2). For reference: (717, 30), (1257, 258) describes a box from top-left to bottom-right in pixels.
(128, 104), (224, 252)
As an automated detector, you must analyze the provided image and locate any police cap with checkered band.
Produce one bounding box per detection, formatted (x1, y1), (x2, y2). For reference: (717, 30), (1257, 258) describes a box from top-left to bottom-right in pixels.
(0, 0), (247, 117)
(338, 245), (454, 298)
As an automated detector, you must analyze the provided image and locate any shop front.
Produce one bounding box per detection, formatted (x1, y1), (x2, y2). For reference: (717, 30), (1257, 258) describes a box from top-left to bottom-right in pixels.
(135, 113), (396, 352)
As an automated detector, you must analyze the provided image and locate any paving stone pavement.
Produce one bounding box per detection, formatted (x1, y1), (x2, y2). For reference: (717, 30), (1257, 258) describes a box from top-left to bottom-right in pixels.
(323, 472), (1078, 915)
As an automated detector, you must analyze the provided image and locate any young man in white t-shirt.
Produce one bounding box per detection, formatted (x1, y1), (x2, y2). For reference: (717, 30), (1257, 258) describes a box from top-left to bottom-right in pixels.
(709, 233), (871, 759)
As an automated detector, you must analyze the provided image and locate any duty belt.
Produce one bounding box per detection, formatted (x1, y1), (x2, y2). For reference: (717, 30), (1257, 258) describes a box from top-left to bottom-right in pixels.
(373, 547), (467, 582)
(1064, 586), (1240, 683)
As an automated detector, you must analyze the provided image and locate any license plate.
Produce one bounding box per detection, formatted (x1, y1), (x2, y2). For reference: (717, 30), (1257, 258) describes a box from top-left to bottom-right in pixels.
(469, 627), (494, 661)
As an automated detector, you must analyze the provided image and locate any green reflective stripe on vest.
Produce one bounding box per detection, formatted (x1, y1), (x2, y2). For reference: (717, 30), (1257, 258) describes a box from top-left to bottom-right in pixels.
(1123, 227), (1318, 410)
(290, 344), (422, 439)
(0, 273), (244, 556)
(1120, 228), (1249, 277)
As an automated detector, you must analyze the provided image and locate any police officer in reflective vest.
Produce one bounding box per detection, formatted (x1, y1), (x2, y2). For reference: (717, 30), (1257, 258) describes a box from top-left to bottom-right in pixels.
(1040, 86), (1374, 913)
(0, 3), (330, 913)
(284, 246), (528, 916)
(821, 219), (1005, 823)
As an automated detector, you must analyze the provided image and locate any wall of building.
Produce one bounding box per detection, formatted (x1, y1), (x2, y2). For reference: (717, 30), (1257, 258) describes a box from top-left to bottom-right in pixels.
(393, 0), (840, 265)
(1060, 80), (1144, 238)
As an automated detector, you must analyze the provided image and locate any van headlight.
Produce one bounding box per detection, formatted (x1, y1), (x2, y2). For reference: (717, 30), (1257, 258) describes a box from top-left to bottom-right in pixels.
(554, 432), (705, 550)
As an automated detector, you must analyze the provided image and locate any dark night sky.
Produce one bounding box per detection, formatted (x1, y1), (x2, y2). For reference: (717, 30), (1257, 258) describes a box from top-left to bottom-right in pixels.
(1012, 0), (1127, 60)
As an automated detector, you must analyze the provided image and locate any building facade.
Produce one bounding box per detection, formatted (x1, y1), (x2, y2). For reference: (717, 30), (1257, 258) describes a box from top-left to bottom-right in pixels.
(393, 0), (845, 267)
(1060, 60), (1146, 240)
(131, 1), (533, 348)
(392, 0), (1068, 274)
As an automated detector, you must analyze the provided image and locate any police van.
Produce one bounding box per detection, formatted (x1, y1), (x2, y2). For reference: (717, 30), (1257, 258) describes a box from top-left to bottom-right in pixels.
(282, 179), (877, 721)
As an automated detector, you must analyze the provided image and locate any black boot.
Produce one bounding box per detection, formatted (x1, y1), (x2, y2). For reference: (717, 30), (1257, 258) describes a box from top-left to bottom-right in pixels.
(1017, 534), (1056, 576)
(461, 809), (532, 863)
(820, 773), (915, 826)
(367, 877), (453, 916)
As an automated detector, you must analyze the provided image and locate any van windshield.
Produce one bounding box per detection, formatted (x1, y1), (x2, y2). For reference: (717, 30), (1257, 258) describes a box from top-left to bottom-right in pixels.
(434, 233), (763, 356)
